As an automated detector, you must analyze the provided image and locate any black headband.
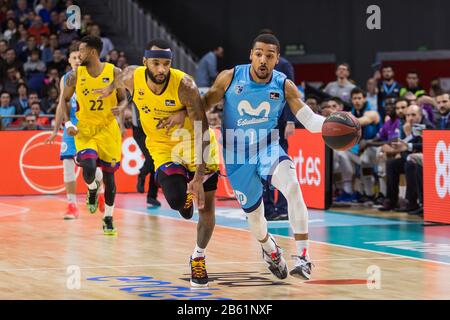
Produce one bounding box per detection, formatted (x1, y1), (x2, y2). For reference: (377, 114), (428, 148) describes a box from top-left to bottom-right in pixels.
(144, 50), (172, 59)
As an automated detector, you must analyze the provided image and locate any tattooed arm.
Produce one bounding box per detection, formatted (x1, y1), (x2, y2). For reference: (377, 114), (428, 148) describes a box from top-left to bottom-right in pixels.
(111, 67), (130, 137)
(179, 75), (210, 209)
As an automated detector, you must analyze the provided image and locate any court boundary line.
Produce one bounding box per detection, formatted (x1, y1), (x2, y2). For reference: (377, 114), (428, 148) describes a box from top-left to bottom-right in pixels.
(117, 207), (450, 267)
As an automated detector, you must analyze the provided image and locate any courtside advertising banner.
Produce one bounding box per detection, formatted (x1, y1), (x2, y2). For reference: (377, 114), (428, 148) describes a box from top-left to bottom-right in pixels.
(0, 130), (141, 195)
(423, 130), (450, 223)
(288, 129), (332, 210)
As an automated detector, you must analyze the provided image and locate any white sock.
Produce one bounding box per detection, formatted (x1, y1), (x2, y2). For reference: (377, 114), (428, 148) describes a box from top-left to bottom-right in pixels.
(104, 204), (114, 217)
(67, 193), (77, 204)
(87, 180), (97, 190)
(95, 168), (104, 193)
(261, 234), (277, 253)
(192, 244), (206, 258)
(296, 240), (309, 259)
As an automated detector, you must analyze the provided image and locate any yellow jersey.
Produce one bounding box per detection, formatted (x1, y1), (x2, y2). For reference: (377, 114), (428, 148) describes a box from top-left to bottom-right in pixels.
(75, 62), (118, 127)
(132, 66), (219, 172)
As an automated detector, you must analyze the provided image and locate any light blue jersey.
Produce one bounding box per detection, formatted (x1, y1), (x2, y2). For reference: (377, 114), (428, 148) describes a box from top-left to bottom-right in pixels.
(60, 70), (78, 160)
(222, 64), (287, 149)
(222, 64), (292, 212)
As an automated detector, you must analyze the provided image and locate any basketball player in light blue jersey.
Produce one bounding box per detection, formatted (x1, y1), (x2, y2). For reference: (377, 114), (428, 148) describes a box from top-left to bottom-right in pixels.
(46, 44), (105, 219)
(202, 33), (326, 280)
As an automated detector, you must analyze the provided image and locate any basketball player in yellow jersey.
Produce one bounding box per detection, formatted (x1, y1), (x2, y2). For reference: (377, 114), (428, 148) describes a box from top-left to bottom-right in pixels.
(61, 36), (128, 235)
(95, 39), (219, 287)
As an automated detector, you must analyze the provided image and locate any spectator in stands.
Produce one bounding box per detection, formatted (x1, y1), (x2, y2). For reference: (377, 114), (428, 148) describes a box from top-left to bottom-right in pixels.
(320, 97), (344, 117)
(43, 66), (60, 86)
(41, 84), (58, 114)
(14, 24), (29, 54)
(2, 66), (21, 95)
(23, 48), (46, 74)
(195, 46), (224, 87)
(39, 34), (51, 62)
(19, 35), (38, 62)
(366, 78), (378, 110)
(48, 11), (61, 34)
(58, 21), (78, 49)
(26, 91), (40, 114)
(106, 49), (119, 66)
(27, 15), (49, 45)
(12, 82), (28, 114)
(305, 95), (320, 114)
(429, 78), (443, 97)
(27, 101), (49, 126)
(400, 70), (425, 97)
(80, 14), (93, 36)
(379, 104), (434, 212)
(0, 39), (7, 59)
(48, 33), (59, 52)
(90, 24), (113, 59)
(116, 55), (128, 69)
(206, 108), (222, 128)
(22, 114), (43, 130)
(377, 64), (403, 120)
(3, 18), (16, 42)
(46, 48), (67, 73)
(435, 93), (450, 129)
(0, 91), (15, 127)
(15, 0), (29, 21)
(358, 102), (402, 205)
(334, 87), (381, 203)
(323, 63), (356, 103)
(0, 48), (24, 78)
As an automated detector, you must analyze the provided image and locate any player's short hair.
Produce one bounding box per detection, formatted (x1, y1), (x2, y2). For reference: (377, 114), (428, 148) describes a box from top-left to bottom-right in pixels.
(146, 39), (172, 51)
(252, 33), (280, 53)
(68, 43), (79, 55)
(80, 35), (103, 56)
(350, 87), (366, 98)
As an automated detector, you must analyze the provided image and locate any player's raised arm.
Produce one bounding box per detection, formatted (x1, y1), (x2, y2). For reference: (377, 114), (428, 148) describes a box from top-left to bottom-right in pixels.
(93, 65), (138, 99)
(179, 75), (210, 209)
(285, 79), (325, 133)
(61, 70), (77, 136)
(203, 68), (234, 111)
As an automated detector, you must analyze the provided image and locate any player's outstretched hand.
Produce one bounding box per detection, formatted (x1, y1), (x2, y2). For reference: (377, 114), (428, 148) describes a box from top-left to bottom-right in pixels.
(93, 86), (114, 100)
(157, 110), (187, 135)
(188, 176), (205, 210)
(45, 131), (58, 144)
(67, 126), (78, 136)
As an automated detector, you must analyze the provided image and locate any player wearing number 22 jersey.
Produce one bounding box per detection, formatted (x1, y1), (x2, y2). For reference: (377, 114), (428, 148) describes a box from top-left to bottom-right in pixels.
(62, 36), (128, 235)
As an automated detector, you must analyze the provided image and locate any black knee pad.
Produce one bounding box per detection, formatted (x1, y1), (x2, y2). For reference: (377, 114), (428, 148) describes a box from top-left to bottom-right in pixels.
(80, 158), (97, 184)
(157, 171), (187, 211)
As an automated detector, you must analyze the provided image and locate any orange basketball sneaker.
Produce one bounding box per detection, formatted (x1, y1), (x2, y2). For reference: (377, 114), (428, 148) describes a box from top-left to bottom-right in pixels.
(64, 203), (79, 220)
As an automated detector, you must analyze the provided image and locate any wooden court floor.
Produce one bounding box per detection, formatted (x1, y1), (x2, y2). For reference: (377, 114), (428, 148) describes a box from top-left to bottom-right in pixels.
(0, 195), (449, 300)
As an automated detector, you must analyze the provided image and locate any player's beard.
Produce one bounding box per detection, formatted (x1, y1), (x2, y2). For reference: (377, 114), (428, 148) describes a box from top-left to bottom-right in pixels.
(253, 65), (270, 80)
(80, 59), (90, 67)
(147, 69), (168, 85)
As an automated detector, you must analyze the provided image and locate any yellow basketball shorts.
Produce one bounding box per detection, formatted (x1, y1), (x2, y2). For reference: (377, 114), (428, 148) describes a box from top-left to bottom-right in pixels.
(75, 120), (122, 172)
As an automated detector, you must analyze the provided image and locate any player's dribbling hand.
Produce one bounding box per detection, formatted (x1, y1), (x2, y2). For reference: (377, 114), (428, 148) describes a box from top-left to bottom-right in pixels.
(67, 126), (78, 136)
(45, 131), (58, 144)
(188, 176), (205, 210)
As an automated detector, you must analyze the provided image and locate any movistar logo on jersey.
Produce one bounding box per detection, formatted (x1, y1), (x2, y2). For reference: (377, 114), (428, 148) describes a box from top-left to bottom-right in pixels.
(236, 100), (270, 126)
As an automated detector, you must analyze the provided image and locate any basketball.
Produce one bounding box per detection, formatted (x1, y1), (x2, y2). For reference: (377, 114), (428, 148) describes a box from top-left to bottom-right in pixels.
(321, 111), (361, 151)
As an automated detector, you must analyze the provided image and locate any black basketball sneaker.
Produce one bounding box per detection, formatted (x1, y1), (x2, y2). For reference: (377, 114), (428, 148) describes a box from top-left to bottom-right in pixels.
(190, 256), (208, 287)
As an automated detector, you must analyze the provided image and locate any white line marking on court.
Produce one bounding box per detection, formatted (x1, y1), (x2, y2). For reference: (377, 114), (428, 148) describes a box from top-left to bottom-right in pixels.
(0, 202), (30, 217)
(117, 207), (450, 267)
(0, 256), (405, 273)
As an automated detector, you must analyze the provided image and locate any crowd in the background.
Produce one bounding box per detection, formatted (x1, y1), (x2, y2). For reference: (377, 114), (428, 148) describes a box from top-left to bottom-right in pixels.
(306, 63), (450, 216)
(0, 0), (128, 130)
